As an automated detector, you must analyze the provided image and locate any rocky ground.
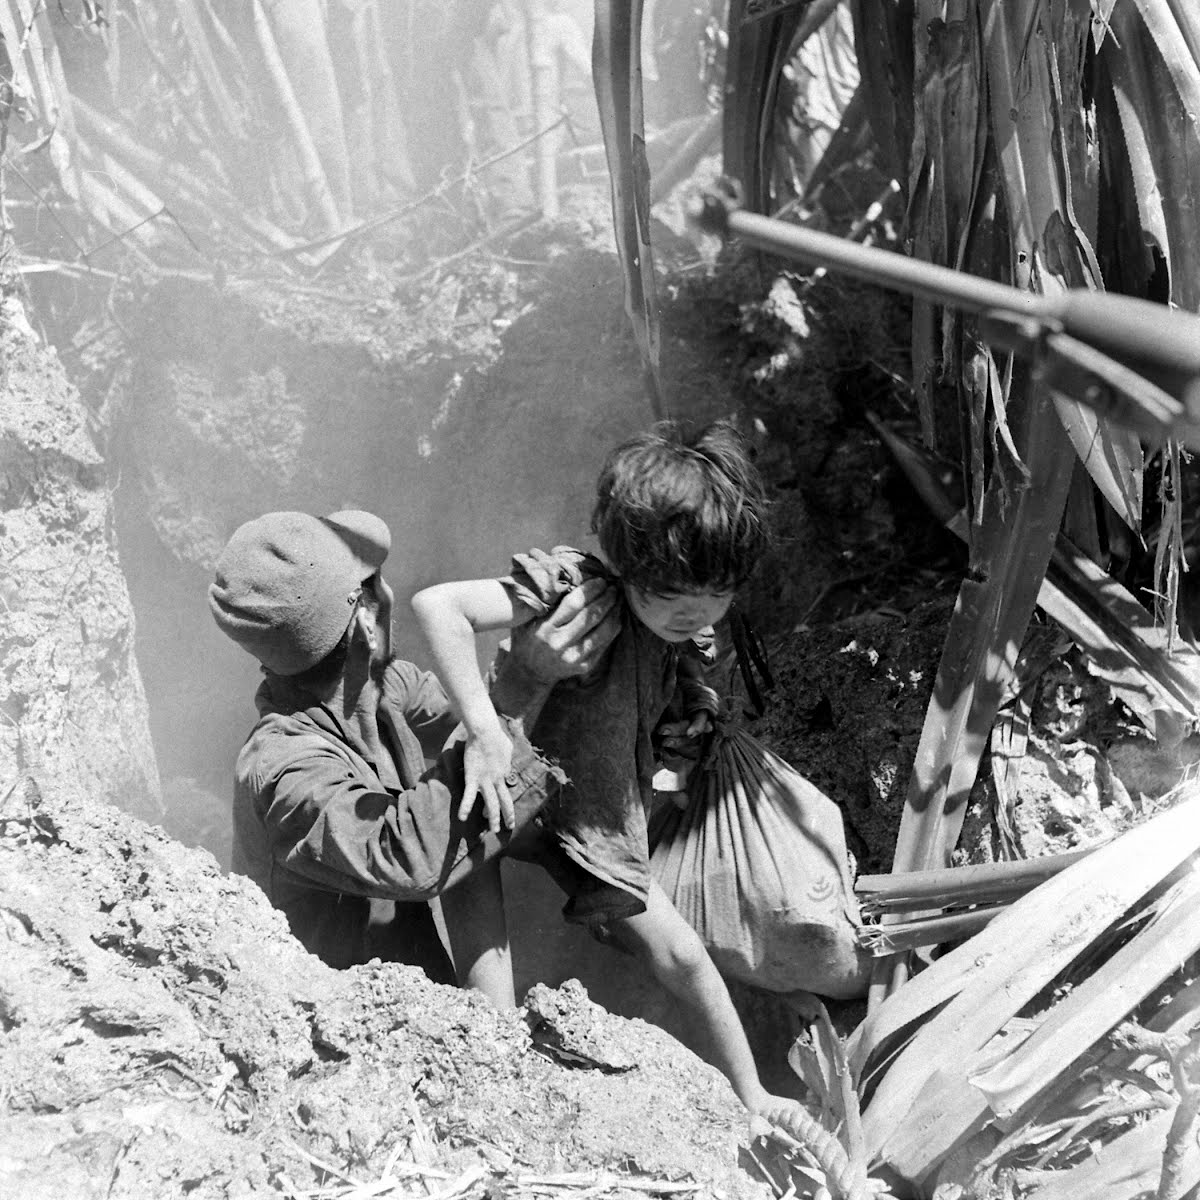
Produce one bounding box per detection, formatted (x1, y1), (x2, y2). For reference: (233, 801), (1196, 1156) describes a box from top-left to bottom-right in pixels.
(0, 762), (772, 1200)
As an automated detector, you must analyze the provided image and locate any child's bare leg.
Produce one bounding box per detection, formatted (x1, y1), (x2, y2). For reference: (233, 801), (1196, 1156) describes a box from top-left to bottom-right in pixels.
(611, 879), (800, 1119)
(439, 857), (515, 1007)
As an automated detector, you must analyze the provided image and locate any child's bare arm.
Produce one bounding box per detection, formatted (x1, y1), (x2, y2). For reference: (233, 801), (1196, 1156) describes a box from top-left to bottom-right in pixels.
(411, 579), (539, 831)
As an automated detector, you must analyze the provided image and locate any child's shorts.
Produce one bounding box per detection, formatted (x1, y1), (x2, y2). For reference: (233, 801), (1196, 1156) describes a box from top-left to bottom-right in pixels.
(507, 823), (647, 943)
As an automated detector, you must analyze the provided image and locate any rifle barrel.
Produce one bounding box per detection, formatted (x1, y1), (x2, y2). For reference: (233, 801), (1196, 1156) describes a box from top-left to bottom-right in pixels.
(724, 208), (1200, 394)
(725, 209), (1046, 318)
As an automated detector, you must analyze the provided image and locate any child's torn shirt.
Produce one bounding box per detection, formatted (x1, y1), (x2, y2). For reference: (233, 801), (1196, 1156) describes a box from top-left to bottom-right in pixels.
(498, 546), (713, 924)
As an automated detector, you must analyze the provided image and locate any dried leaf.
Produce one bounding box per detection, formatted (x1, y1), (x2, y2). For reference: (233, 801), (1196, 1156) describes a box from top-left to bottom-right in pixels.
(1036, 528), (1200, 731)
(1127, 0), (1200, 133)
(1050, 394), (1144, 536)
(1022, 1107), (1198, 1199)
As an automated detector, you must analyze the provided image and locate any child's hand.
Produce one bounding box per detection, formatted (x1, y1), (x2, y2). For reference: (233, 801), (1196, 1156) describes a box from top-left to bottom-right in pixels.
(656, 711), (713, 758)
(653, 712), (714, 807)
(461, 724), (515, 833)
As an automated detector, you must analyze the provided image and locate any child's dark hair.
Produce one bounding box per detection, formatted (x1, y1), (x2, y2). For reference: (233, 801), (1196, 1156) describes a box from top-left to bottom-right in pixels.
(591, 420), (769, 594)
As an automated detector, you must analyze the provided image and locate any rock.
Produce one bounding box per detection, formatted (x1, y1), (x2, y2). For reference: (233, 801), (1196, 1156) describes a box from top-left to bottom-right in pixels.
(524, 979), (639, 1072)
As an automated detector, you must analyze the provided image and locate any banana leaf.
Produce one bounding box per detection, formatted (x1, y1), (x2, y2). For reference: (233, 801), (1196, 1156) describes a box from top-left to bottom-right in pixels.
(868, 370), (1073, 1003)
(872, 0), (1166, 1001)
(1104, 0), (1200, 312)
(251, 0), (343, 232)
(722, 0), (806, 214)
(593, 0), (663, 417)
(982, 0), (1143, 533)
(170, 0), (246, 141)
(879, 870), (1200, 1178)
(855, 848), (1097, 915)
(258, 0), (351, 221)
(848, 0), (914, 188)
(905, 1), (989, 448)
(970, 872), (1200, 1119)
(1034, 530), (1200, 732)
(849, 790), (1200, 1084)
(854, 790), (1200, 1181)
(879, 373), (1074, 876)
(978, 976), (1200, 1190)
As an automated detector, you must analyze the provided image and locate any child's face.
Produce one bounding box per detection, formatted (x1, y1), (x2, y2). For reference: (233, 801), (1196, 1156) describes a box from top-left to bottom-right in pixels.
(624, 583), (735, 643)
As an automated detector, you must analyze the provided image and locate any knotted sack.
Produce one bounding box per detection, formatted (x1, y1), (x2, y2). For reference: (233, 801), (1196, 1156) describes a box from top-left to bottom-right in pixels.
(650, 727), (868, 996)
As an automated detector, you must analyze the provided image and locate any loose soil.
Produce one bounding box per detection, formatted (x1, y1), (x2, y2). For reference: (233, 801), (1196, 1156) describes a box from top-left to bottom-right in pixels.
(0, 767), (771, 1199)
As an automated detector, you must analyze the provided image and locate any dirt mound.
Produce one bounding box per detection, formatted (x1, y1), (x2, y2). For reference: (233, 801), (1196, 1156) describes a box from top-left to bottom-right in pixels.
(0, 299), (159, 824)
(1, 768), (772, 1199)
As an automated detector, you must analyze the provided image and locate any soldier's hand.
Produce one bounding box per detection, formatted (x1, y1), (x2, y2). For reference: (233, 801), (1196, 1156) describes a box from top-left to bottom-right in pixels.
(511, 577), (620, 682)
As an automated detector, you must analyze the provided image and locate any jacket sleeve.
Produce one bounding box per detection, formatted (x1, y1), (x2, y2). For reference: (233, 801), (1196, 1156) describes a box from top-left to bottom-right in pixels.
(497, 545), (606, 616)
(384, 658), (460, 761)
(248, 723), (560, 902)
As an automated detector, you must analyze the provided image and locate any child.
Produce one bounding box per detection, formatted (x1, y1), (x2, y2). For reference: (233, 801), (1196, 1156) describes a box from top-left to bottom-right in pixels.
(413, 420), (796, 1121)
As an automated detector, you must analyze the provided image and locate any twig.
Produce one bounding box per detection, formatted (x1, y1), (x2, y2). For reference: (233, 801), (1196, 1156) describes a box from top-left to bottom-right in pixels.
(854, 847), (1098, 914)
(1112, 1023), (1200, 1200)
(515, 1175), (701, 1194)
(1031, 1095), (1174, 1168)
(82, 143), (204, 258)
(282, 1138), (364, 1188)
(392, 214), (541, 289)
(858, 903), (1008, 955)
(3, 157), (90, 260)
(78, 206), (170, 259)
(272, 116), (567, 259)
